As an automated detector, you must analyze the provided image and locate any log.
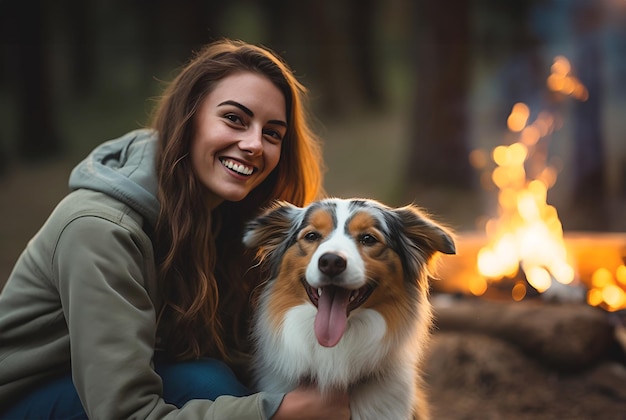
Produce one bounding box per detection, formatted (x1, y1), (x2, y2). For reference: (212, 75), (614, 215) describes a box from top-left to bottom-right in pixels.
(431, 297), (614, 370)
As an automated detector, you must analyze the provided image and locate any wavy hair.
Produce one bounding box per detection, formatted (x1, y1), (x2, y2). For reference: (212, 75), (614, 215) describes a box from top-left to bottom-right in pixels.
(150, 39), (324, 362)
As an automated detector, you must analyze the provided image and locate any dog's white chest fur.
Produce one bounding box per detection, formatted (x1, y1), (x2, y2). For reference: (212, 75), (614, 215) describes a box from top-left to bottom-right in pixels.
(253, 300), (419, 420)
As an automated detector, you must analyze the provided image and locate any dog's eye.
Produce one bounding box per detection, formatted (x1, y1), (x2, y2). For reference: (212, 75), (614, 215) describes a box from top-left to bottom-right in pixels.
(303, 231), (321, 242)
(359, 234), (378, 246)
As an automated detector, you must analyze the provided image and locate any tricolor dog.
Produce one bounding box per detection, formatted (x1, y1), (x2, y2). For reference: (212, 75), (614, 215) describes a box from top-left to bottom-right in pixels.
(243, 198), (455, 420)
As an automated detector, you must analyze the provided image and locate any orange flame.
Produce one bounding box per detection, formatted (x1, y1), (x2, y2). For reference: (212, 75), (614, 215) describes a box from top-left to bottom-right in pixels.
(476, 133), (576, 296)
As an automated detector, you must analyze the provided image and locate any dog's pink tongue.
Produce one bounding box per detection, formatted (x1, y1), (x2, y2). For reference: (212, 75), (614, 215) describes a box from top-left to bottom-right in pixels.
(314, 286), (351, 347)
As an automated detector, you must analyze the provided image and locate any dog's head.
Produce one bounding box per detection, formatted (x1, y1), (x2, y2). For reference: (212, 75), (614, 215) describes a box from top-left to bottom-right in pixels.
(243, 198), (455, 347)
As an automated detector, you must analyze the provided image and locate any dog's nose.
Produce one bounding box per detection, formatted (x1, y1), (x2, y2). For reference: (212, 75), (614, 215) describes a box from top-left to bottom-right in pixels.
(318, 252), (347, 277)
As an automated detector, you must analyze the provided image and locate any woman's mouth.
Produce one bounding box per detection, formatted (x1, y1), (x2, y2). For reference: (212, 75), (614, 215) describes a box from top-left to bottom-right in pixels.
(219, 158), (255, 176)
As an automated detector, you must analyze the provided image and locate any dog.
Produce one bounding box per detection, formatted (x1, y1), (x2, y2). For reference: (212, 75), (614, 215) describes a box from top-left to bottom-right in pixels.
(243, 198), (455, 420)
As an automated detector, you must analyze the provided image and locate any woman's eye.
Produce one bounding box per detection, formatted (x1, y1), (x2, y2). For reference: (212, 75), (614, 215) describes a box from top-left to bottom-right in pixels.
(224, 113), (244, 125)
(263, 129), (284, 142)
(303, 231), (321, 242)
(359, 234), (378, 246)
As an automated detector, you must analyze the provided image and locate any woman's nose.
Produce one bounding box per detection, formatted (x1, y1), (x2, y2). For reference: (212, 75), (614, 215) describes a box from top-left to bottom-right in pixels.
(239, 127), (263, 155)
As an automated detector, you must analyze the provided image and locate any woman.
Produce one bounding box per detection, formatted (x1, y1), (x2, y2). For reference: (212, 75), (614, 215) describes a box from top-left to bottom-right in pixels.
(0, 39), (350, 419)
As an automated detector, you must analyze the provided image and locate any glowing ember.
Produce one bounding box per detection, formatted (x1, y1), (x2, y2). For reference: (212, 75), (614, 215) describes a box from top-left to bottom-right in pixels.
(471, 56), (626, 311)
(588, 265), (626, 311)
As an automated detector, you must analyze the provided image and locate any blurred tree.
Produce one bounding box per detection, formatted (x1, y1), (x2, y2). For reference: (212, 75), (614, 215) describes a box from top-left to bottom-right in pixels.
(568, 0), (609, 230)
(406, 0), (473, 188)
(263, 0), (383, 115)
(346, 0), (384, 109)
(479, 0), (546, 125)
(2, 1), (63, 161)
(65, 0), (96, 95)
(131, 0), (222, 72)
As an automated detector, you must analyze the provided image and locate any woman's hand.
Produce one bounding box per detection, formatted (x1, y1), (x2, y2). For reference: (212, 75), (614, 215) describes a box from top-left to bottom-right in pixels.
(272, 386), (350, 420)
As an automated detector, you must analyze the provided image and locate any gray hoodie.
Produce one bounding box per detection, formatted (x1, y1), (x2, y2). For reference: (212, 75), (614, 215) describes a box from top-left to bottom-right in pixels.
(69, 128), (161, 227)
(0, 129), (283, 419)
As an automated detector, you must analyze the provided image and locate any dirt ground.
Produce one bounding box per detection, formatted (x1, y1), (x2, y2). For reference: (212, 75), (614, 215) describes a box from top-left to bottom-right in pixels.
(426, 341), (626, 420)
(425, 298), (626, 419)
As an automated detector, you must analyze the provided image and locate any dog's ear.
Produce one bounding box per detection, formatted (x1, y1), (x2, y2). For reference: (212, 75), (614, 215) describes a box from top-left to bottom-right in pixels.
(392, 205), (456, 257)
(387, 204), (455, 284)
(243, 200), (303, 256)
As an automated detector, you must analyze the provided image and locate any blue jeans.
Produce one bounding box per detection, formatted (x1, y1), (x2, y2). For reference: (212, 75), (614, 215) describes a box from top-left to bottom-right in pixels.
(1, 359), (251, 419)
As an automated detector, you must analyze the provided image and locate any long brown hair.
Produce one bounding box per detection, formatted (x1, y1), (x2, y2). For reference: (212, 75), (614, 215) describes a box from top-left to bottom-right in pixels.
(150, 39), (324, 361)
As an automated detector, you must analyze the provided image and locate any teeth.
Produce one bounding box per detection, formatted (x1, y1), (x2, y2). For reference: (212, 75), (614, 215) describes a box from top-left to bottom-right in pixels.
(221, 159), (253, 175)
(318, 288), (323, 296)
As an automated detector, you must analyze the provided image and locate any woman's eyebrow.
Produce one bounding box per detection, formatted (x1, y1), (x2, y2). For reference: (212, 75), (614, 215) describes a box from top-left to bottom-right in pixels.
(218, 100), (287, 127)
(219, 100), (254, 116)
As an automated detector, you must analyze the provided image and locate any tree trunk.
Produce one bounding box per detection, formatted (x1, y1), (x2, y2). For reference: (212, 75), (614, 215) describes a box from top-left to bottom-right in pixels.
(406, 0), (473, 188)
(566, 0), (609, 231)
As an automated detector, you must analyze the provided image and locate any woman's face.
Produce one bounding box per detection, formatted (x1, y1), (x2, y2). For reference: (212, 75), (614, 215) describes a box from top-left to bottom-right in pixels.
(191, 71), (287, 208)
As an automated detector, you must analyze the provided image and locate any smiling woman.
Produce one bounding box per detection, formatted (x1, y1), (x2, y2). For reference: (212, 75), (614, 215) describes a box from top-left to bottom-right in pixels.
(0, 39), (350, 420)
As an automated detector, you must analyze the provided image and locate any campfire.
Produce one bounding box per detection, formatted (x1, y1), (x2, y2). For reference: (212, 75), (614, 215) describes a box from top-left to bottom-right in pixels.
(436, 56), (626, 313)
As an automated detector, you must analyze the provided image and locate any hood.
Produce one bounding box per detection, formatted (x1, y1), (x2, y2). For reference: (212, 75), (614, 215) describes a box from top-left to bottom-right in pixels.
(69, 129), (160, 227)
